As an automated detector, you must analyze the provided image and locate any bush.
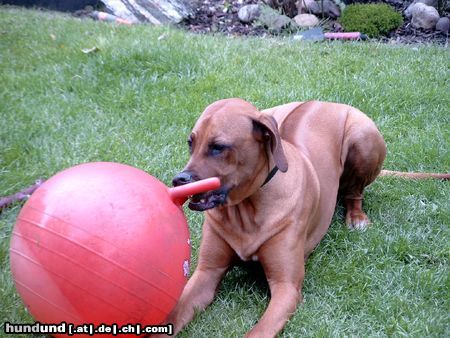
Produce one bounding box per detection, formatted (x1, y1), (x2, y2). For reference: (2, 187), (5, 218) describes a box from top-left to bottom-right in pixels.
(340, 3), (403, 38)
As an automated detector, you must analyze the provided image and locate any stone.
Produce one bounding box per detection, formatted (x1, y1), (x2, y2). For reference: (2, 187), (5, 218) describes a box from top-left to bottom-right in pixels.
(385, 0), (403, 5)
(298, 0), (340, 19)
(410, 3), (440, 30)
(436, 17), (450, 34)
(238, 4), (261, 23)
(298, 0), (320, 14)
(404, 0), (438, 19)
(419, 0), (438, 6)
(258, 5), (293, 33)
(293, 13), (320, 27)
(265, 0), (298, 18)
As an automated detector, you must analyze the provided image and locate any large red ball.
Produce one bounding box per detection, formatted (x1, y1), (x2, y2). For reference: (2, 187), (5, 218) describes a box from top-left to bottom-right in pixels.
(10, 162), (190, 337)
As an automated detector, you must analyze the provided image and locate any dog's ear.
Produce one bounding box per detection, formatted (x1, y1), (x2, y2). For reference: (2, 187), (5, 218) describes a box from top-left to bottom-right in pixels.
(252, 115), (288, 172)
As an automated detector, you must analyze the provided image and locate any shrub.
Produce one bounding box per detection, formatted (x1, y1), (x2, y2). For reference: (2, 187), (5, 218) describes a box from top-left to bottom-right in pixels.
(340, 3), (403, 38)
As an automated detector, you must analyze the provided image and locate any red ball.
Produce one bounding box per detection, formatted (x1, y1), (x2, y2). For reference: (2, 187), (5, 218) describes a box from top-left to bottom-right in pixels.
(10, 162), (190, 337)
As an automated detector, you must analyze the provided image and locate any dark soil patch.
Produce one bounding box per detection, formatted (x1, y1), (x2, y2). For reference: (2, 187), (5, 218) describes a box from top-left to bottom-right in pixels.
(180, 0), (449, 45)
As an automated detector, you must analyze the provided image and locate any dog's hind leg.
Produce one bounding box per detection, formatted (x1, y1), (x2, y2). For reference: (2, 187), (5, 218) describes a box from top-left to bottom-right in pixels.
(339, 116), (386, 230)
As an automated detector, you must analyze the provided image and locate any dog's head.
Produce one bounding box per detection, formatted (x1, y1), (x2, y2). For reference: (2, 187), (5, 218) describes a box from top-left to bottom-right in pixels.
(173, 98), (288, 211)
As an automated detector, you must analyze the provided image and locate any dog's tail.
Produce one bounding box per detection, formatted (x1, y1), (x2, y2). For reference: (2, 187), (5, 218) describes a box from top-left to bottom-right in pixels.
(379, 170), (450, 180)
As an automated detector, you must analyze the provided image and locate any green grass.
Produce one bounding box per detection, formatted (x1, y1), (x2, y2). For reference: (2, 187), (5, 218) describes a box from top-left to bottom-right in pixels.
(1, 6), (449, 337)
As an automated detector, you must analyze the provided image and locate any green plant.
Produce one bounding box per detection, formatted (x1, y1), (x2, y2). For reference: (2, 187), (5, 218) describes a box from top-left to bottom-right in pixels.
(340, 3), (403, 38)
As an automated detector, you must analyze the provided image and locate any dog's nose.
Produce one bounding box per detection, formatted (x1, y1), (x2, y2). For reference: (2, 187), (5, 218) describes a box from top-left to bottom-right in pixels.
(172, 171), (195, 187)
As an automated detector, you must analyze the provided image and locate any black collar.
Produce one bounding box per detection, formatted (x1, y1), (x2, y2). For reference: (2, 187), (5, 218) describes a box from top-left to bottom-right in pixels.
(261, 166), (279, 187)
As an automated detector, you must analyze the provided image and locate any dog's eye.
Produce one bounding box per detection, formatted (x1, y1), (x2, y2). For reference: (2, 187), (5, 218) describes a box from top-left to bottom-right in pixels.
(209, 144), (227, 157)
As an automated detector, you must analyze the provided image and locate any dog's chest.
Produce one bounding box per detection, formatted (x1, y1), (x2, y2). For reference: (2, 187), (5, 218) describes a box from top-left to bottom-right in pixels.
(216, 223), (265, 261)
(224, 228), (263, 261)
(207, 204), (285, 262)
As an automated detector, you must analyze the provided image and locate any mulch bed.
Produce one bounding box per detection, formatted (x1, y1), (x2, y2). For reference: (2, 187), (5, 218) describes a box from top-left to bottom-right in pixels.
(179, 0), (449, 45)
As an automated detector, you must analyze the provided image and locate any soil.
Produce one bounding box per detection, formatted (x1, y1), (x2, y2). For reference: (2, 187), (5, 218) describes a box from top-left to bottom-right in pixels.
(179, 0), (449, 45)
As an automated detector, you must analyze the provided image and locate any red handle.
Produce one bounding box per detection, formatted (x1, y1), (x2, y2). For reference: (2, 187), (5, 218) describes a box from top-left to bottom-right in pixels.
(323, 32), (363, 40)
(168, 177), (221, 206)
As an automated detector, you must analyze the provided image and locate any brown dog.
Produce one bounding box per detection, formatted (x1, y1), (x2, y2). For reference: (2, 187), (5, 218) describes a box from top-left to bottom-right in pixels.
(167, 98), (386, 337)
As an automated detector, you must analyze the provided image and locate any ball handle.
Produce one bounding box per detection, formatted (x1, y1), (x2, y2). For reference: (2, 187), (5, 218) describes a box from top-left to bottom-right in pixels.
(168, 177), (221, 206)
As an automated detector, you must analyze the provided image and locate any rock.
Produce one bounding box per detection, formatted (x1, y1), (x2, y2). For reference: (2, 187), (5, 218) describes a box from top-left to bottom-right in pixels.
(436, 17), (450, 34)
(298, 0), (320, 14)
(418, 0), (438, 6)
(332, 21), (343, 32)
(293, 14), (319, 27)
(101, 0), (193, 24)
(298, 0), (340, 19)
(265, 0), (298, 18)
(419, 0), (438, 6)
(258, 5), (293, 33)
(404, 0), (438, 19)
(410, 3), (440, 30)
(385, 0), (403, 5)
(238, 4), (261, 23)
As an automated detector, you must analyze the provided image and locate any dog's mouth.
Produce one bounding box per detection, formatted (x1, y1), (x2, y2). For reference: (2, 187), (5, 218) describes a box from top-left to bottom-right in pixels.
(188, 187), (228, 211)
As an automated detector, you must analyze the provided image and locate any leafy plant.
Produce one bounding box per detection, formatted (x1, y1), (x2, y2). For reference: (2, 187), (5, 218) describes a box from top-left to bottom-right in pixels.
(340, 3), (403, 38)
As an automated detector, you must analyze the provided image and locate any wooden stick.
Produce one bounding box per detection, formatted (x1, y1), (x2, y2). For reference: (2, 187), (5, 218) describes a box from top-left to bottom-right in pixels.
(0, 179), (45, 211)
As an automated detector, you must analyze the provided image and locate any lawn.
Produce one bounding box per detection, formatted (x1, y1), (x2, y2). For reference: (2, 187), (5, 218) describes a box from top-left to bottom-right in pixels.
(0, 6), (449, 337)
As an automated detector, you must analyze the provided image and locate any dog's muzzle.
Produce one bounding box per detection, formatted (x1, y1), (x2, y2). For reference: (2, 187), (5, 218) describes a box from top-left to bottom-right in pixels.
(172, 171), (228, 211)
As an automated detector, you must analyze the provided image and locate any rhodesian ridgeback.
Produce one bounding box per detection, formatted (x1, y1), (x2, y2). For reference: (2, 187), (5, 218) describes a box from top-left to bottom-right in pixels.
(167, 98), (387, 337)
